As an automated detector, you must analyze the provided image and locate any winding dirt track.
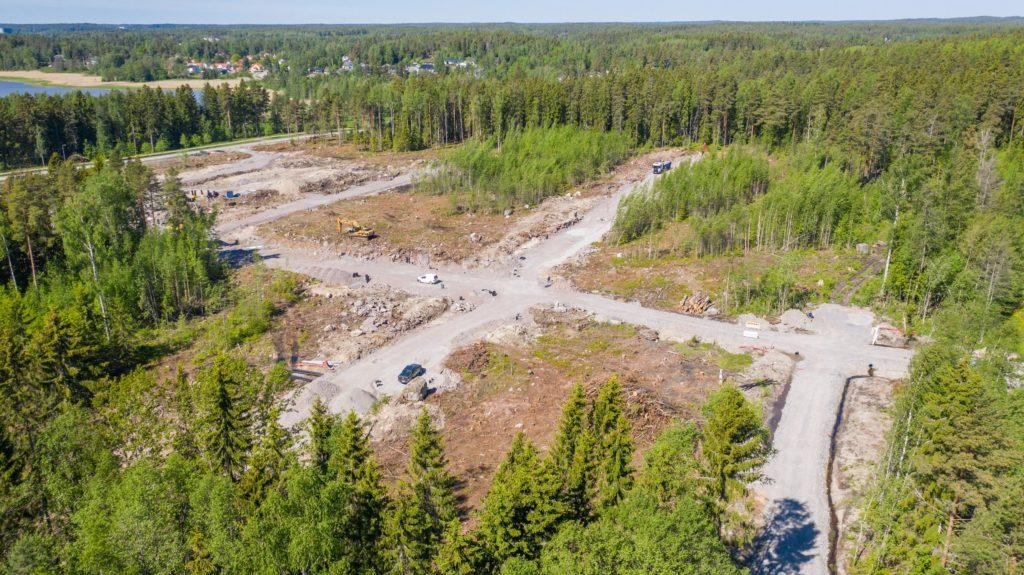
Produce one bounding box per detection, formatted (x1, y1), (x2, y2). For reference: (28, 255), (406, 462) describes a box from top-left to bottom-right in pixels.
(209, 153), (911, 575)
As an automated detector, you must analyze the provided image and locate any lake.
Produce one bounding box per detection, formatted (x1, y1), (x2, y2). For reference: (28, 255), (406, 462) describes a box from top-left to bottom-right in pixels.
(0, 79), (115, 97)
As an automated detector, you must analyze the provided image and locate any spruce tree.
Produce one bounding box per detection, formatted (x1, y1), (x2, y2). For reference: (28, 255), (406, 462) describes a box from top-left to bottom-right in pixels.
(241, 411), (292, 505)
(550, 384), (595, 520)
(387, 409), (458, 575)
(590, 378), (634, 509)
(197, 354), (251, 481)
(699, 385), (772, 535)
(328, 410), (388, 572)
(306, 397), (334, 474)
(435, 519), (482, 575)
(331, 410), (371, 482)
(476, 433), (565, 565)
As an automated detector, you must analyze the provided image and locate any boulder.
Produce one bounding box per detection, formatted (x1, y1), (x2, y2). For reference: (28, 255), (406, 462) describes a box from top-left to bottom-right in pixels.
(401, 376), (429, 402)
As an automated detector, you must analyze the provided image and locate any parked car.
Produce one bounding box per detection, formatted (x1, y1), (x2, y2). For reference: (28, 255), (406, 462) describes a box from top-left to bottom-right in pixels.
(398, 363), (425, 384)
(417, 273), (440, 284)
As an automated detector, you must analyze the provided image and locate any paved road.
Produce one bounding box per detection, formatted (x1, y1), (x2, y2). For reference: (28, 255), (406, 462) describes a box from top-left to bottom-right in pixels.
(219, 153), (911, 575)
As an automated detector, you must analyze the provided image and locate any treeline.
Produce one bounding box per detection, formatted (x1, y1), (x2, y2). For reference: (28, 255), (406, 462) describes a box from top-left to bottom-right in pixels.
(0, 83), (308, 169)
(4, 21), (1023, 87)
(0, 158), (223, 342)
(313, 30), (1024, 173)
(7, 25), (1023, 173)
(421, 126), (632, 213)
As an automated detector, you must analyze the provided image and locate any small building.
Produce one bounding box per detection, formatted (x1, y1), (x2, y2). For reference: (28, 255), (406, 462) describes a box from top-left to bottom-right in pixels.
(0, 27), (12, 34)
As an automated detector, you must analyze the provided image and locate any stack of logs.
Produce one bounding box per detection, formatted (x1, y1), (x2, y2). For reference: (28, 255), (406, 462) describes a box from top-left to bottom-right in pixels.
(678, 293), (713, 315)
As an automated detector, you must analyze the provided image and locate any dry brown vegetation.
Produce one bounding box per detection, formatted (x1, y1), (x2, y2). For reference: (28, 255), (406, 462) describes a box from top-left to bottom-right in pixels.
(371, 306), (753, 511)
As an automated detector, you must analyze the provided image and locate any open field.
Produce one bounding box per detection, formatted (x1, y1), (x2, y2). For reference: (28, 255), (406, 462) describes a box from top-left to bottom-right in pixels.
(0, 70), (246, 89)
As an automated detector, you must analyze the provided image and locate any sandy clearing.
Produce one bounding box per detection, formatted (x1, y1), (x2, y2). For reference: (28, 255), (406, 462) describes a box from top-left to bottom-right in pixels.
(0, 70), (245, 89)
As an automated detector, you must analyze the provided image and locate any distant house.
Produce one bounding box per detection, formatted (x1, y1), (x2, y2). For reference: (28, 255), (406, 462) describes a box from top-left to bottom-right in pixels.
(0, 27), (12, 34)
(186, 61), (204, 75)
(405, 62), (436, 75)
(249, 62), (267, 79)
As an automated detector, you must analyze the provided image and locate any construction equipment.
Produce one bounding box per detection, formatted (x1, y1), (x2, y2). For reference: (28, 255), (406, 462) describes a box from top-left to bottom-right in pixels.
(337, 218), (377, 240)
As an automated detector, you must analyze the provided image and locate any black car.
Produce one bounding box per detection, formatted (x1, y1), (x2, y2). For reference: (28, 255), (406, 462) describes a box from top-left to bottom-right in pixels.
(398, 363), (425, 384)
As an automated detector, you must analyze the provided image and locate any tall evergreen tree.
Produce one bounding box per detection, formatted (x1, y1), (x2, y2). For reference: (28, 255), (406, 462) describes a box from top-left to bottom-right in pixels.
(240, 412), (292, 505)
(387, 409), (458, 575)
(590, 378), (633, 510)
(476, 433), (565, 567)
(197, 355), (252, 481)
(699, 385), (772, 540)
(306, 397), (334, 475)
(549, 384), (596, 520)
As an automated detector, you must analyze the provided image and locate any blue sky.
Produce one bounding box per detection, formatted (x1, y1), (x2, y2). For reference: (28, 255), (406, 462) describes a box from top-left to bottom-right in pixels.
(2, 0), (1021, 24)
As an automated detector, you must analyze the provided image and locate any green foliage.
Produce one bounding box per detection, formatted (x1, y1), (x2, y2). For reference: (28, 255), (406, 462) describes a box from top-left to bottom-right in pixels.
(549, 384), (596, 521)
(536, 490), (742, 575)
(849, 345), (1023, 574)
(387, 410), (458, 575)
(615, 149), (769, 243)
(476, 433), (565, 566)
(422, 126), (631, 213)
(590, 378), (634, 509)
(699, 385), (773, 543)
(196, 354), (254, 480)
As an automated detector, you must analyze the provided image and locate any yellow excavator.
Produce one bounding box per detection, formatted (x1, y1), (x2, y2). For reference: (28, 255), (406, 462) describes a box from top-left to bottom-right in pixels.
(337, 218), (377, 240)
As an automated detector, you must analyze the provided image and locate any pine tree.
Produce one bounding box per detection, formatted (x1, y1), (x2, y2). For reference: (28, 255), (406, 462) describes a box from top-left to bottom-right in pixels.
(699, 385), (772, 536)
(197, 354), (251, 481)
(387, 409), (458, 575)
(476, 433), (565, 565)
(590, 378), (634, 509)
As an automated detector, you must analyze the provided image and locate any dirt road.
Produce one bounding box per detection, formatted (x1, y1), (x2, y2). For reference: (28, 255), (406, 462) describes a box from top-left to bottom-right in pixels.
(219, 152), (911, 575)
(215, 172), (417, 237)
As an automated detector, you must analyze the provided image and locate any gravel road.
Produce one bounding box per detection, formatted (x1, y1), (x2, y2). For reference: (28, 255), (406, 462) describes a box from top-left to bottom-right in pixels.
(211, 152), (911, 575)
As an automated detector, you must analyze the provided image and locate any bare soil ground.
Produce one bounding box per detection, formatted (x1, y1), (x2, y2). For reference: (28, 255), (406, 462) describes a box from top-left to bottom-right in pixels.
(148, 266), (447, 388)
(832, 377), (897, 575)
(179, 144), (433, 226)
(253, 140), (441, 167)
(368, 304), (786, 513)
(150, 150), (252, 175)
(258, 149), (685, 267)
(560, 220), (877, 318)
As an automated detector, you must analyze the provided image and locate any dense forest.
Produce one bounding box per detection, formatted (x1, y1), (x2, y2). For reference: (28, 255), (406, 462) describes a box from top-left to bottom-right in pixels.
(3, 22), (1024, 170)
(1, 19), (1024, 574)
(0, 83), (308, 169)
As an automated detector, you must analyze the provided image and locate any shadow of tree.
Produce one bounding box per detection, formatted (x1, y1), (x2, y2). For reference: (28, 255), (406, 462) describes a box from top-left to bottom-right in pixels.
(749, 498), (819, 575)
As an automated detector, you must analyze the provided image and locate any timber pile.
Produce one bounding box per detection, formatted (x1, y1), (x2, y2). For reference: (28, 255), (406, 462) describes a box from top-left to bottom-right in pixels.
(678, 293), (713, 315)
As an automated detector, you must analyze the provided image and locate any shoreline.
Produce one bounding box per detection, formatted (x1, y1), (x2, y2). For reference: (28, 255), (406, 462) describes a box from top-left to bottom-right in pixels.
(0, 70), (247, 90)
